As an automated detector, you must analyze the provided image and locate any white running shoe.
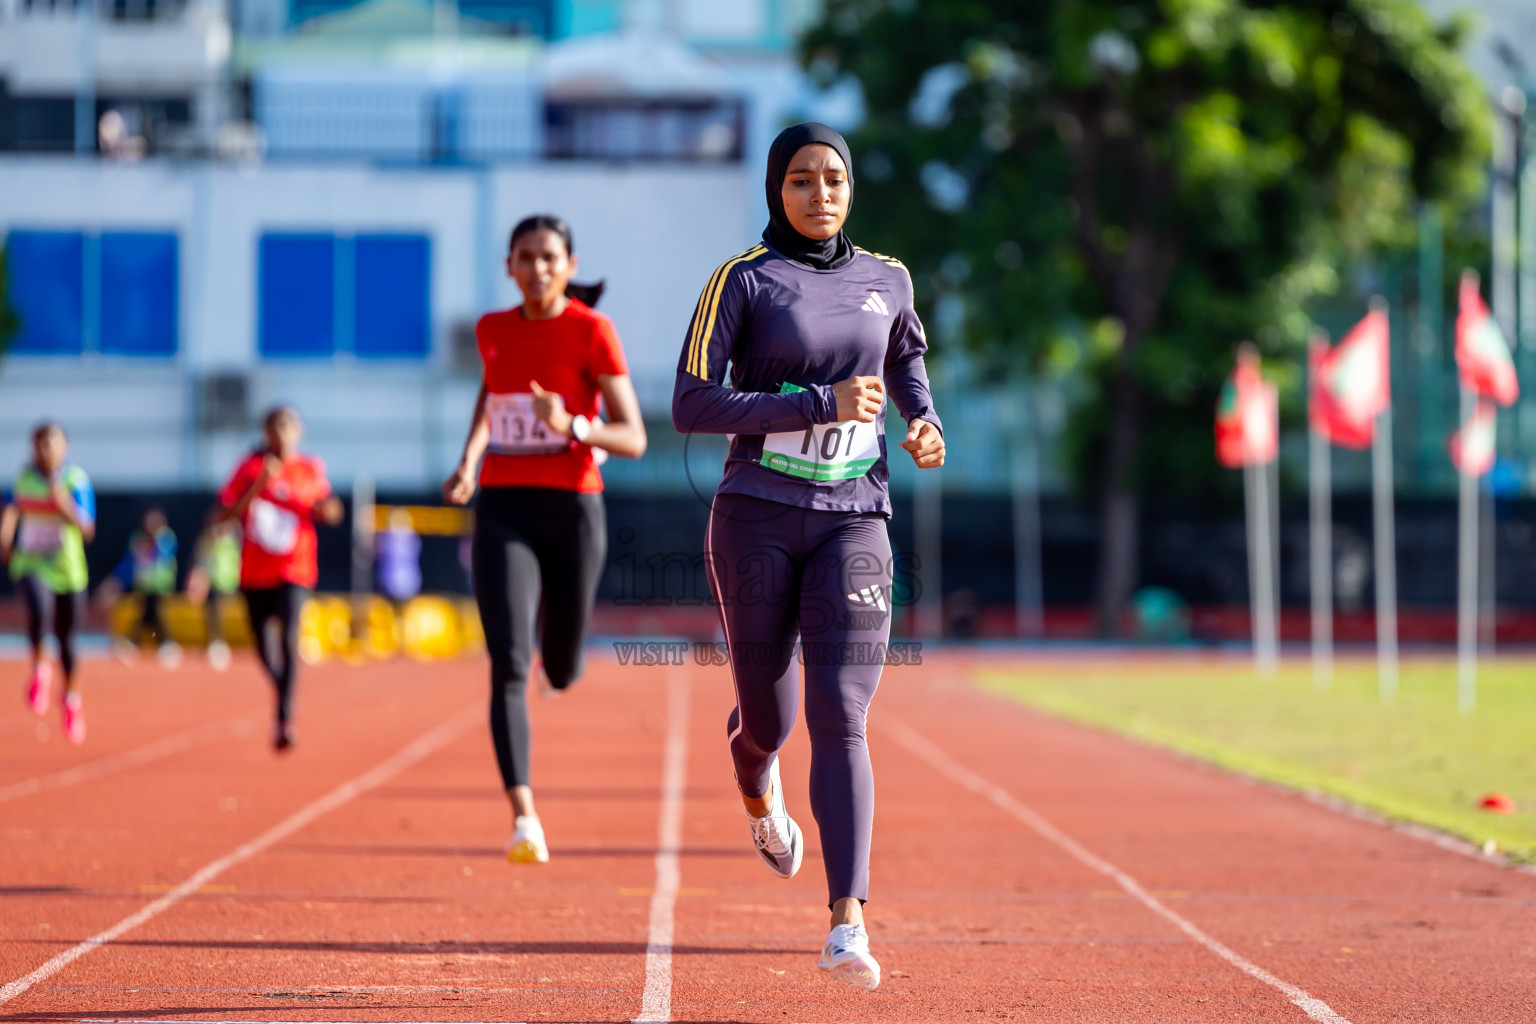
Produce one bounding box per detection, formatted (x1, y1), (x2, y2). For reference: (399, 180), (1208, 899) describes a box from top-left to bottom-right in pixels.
(817, 923), (881, 990)
(745, 758), (804, 879)
(507, 815), (549, 864)
(157, 641), (183, 669)
(207, 640), (232, 672)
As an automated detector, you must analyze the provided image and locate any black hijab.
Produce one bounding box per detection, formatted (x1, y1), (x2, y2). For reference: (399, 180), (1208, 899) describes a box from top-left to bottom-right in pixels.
(763, 122), (855, 271)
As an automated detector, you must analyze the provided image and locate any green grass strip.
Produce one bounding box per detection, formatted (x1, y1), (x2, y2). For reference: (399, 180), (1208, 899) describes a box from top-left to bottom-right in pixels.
(976, 658), (1536, 862)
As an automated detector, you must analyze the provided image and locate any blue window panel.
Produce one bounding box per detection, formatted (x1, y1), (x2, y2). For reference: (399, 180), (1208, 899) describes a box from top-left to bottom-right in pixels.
(259, 233), (335, 357)
(353, 234), (430, 359)
(100, 232), (178, 356)
(6, 231), (84, 355)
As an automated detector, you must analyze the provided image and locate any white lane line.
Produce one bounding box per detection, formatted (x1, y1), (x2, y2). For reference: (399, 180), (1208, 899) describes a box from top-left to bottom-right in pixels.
(633, 667), (692, 1024)
(884, 717), (1354, 1024)
(0, 718), (254, 804)
(0, 703), (482, 1008)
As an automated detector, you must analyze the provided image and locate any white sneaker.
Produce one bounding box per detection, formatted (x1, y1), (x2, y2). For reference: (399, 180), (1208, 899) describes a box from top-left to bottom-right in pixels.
(112, 638), (139, 666)
(507, 815), (549, 864)
(817, 923), (881, 990)
(746, 758), (804, 879)
(157, 641), (183, 669)
(207, 640), (232, 672)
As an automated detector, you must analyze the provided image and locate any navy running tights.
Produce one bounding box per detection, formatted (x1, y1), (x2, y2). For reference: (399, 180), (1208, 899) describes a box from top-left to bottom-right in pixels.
(705, 492), (892, 906)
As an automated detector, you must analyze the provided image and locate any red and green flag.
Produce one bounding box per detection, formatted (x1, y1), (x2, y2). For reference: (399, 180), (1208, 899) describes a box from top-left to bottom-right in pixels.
(1455, 271), (1519, 407)
(1309, 307), (1390, 450)
(1216, 345), (1278, 468)
(1449, 399), (1498, 478)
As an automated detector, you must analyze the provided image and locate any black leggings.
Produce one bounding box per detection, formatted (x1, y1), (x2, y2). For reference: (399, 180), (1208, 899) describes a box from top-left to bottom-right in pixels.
(130, 593), (167, 646)
(206, 591), (230, 644)
(243, 584), (308, 724)
(472, 487), (606, 790)
(18, 575), (84, 681)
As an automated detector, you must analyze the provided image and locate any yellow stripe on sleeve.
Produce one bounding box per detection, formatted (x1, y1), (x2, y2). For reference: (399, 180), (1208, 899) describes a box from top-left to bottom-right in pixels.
(855, 246), (906, 271)
(685, 260), (733, 379)
(688, 244), (765, 378)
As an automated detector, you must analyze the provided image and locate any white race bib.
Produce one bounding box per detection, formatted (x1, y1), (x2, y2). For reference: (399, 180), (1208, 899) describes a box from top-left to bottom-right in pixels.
(17, 518), (64, 556)
(759, 381), (882, 482)
(762, 420), (881, 482)
(248, 497), (300, 555)
(486, 392), (567, 456)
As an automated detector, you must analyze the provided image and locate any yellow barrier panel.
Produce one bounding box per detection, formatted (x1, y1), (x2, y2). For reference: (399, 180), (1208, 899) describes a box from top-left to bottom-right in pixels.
(373, 505), (473, 537)
(299, 595), (352, 664)
(108, 594), (252, 647)
(400, 595), (463, 660)
(110, 591), (481, 662)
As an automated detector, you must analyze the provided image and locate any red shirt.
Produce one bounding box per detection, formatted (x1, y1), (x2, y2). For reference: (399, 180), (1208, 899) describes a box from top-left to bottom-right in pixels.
(217, 452), (332, 589)
(477, 300), (629, 493)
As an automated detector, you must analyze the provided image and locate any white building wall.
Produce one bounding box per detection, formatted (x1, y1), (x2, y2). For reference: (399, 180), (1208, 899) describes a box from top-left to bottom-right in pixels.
(0, 1), (231, 96)
(0, 156), (753, 490)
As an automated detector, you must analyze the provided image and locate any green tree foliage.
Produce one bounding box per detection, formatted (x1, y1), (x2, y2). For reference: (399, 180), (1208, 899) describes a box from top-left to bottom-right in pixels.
(803, 0), (1489, 632)
(0, 245), (18, 359)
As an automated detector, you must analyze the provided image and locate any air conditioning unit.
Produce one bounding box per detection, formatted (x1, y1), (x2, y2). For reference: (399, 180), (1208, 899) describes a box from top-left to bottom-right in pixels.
(450, 319), (480, 376)
(199, 372), (251, 430)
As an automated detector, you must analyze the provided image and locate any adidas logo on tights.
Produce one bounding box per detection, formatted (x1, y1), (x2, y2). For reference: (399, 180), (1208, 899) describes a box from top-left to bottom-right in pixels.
(846, 586), (888, 611)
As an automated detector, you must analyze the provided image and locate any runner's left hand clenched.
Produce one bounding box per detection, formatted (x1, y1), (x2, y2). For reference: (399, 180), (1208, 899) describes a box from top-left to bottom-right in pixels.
(529, 381), (573, 436)
(900, 419), (944, 469)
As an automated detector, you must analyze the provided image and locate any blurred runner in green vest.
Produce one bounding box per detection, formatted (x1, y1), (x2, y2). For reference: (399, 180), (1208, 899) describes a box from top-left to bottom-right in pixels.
(0, 422), (96, 745)
(188, 516), (241, 672)
(106, 508), (181, 668)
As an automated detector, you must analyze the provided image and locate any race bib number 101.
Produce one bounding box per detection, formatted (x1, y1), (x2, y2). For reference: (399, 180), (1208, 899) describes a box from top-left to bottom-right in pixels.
(486, 393), (567, 456)
(759, 382), (881, 482)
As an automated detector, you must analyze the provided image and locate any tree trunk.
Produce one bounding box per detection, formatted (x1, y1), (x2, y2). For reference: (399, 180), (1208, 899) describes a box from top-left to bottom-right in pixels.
(1094, 359), (1143, 637)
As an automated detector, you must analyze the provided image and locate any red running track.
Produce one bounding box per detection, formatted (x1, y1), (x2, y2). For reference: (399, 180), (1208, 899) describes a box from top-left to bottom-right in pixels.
(1, 650), (1533, 1022)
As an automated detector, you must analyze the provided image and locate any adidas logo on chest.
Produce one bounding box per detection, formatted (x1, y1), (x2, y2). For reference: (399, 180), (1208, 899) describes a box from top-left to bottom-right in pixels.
(860, 291), (890, 316)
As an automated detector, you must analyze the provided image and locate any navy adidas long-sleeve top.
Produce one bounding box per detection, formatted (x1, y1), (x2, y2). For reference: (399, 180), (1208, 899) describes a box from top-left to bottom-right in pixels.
(672, 242), (942, 516)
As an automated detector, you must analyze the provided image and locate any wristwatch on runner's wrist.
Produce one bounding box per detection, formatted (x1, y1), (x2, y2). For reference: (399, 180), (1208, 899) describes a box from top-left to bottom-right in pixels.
(568, 414), (591, 443)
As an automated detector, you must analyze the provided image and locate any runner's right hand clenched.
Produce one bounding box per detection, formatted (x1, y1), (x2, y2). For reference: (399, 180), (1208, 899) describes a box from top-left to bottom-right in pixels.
(831, 377), (884, 423)
(443, 465), (477, 506)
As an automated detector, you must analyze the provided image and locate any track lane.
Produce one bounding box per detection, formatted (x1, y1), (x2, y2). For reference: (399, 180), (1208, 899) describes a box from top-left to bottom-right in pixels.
(2, 656), (678, 1022)
(5, 653), (1536, 1022)
(882, 653), (1536, 1023)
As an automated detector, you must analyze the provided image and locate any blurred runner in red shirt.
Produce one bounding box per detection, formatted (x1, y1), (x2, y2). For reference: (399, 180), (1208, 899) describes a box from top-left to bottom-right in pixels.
(218, 405), (343, 751)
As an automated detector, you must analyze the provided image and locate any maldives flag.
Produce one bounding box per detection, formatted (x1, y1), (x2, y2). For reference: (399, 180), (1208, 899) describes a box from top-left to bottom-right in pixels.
(1449, 399), (1498, 477)
(1456, 272), (1519, 406)
(1216, 345), (1278, 468)
(1309, 307), (1390, 450)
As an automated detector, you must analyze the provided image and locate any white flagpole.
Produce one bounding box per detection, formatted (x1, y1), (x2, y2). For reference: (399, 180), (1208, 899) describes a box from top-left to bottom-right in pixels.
(1369, 298), (1398, 701)
(1244, 462), (1261, 675)
(1308, 335), (1333, 689)
(1457, 385), (1479, 715)
(1268, 455), (1280, 659)
(1246, 461), (1277, 679)
(1372, 404), (1398, 700)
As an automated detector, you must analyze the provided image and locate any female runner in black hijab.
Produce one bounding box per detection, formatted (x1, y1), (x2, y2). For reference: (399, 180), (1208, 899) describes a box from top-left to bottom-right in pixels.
(673, 122), (946, 989)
